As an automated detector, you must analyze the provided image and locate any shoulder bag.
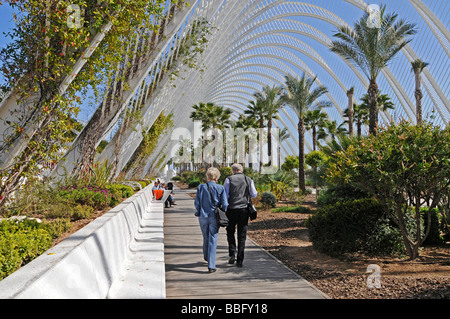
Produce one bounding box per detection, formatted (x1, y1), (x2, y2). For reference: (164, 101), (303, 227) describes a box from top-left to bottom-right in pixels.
(206, 182), (229, 227)
(244, 176), (257, 220)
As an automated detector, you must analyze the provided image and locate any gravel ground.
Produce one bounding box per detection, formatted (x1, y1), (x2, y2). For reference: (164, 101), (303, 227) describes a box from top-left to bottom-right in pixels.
(247, 202), (450, 299)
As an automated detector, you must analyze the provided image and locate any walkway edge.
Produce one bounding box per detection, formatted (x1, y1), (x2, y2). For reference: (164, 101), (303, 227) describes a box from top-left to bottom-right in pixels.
(247, 238), (330, 299)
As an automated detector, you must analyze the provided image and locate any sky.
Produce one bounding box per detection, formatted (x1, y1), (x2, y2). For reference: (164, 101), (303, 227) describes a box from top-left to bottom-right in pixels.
(0, 1), (448, 130)
(0, 5), (17, 86)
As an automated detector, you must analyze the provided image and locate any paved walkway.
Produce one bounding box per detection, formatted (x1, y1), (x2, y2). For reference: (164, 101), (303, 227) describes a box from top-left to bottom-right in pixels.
(164, 187), (327, 299)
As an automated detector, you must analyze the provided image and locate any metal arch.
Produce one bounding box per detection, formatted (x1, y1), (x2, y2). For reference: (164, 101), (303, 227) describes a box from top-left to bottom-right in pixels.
(135, 0), (449, 174)
(206, 50), (346, 119)
(219, 33), (349, 93)
(408, 0), (450, 57)
(220, 0), (447, 123)
(216, 3), (417, 123)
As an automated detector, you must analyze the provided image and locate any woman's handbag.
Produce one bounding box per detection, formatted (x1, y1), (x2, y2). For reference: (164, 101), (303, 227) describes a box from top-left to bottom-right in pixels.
(244, 176), (257, 221)
(206, 182), (229, 227)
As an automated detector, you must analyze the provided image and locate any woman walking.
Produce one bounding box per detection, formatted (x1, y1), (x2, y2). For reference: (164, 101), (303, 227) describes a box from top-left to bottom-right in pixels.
(194, 167), (228, 273)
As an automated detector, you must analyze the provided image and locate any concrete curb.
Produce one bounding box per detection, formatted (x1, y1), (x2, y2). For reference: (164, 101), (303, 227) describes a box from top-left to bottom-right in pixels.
(0, 184), (165, 299)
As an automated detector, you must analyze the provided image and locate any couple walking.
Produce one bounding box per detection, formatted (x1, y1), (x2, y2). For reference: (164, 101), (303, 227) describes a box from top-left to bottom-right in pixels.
(194, 163), (257, 273)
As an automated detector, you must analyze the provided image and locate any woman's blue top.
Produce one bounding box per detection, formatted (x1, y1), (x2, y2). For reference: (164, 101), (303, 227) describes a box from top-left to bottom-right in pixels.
(194, 181), (228, 218)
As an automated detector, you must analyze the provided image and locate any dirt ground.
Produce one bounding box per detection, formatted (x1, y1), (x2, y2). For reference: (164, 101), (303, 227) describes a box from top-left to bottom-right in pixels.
(247, 194), (450, 299)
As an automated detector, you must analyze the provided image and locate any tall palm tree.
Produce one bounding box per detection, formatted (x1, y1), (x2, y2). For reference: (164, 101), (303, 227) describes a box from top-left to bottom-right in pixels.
(330, 5), (417, 135)
(305, 109), (328, 151)
(255, 85), (284, 166)
(233, 114), (258, 167)
(281, 73), (330, 193)
(411, 59), (429, 124)
(277, 127), (290, 170)
(190, 102), (232, 167)
(245, 99), (266, 172)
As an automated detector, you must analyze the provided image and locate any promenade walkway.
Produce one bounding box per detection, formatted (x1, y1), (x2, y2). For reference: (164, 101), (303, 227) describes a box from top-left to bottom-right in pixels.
(164, 187), (327, 299)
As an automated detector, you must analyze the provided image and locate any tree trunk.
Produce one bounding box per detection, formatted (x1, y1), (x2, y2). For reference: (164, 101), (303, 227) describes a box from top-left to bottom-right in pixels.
(312, 126), (317, 151)
(268, 118), (272, 166)
(357, 118), (362, 137)
(298, 119), (306, 193)
(368, 80), (379, 136)
(347, 89), (354, 136)
(259, 119), (264, 173)
(415, 71), (423, 124)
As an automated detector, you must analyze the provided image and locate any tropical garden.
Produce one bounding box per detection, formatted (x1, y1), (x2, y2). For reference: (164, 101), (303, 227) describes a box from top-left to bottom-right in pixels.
(173, 5), (449, 263)
(0, 0), (447, 295)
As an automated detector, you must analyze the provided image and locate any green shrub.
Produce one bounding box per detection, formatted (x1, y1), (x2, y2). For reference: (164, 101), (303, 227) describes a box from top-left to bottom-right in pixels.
(104, 183), (135, 206)
(218, 167), (232, 184)
(136, 181), (147, 189)
(44, 218), (72, 239)
(172, 176), (182, 181)
(260, 191), (277, 208)
(272, 206), (312, 214)
(317, 183), (369, 207)
(0, 219), (53, 280)
(71, 204), (94, 220)
(58, 186), (112, 210)
(305, 198), (404, 257)
(188, 178), (201, 188)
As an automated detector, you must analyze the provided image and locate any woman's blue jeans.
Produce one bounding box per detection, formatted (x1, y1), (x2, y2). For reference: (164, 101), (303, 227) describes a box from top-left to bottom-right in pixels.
(198, 216), (219, 270)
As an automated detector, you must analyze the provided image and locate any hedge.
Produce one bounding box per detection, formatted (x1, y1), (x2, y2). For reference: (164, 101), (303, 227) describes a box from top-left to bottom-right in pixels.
(0, 219), (53, 280)
(305, 198), (404, 257)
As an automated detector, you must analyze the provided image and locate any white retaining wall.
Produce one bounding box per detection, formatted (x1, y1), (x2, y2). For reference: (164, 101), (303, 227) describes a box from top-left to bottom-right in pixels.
(0, 185), (166, 299)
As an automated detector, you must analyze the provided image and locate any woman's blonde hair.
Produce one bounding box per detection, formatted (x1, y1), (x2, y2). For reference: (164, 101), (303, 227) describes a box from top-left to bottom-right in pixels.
(206, 167), (220, 181)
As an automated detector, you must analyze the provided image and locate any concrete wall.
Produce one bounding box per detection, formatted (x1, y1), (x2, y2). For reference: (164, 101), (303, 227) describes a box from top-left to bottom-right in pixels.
(0, 184), (166, 299)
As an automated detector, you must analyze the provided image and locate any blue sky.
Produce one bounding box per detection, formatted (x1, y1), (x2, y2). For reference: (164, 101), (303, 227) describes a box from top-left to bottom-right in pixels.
(0, 1), (448, 128)
(0, 5), (18, 86)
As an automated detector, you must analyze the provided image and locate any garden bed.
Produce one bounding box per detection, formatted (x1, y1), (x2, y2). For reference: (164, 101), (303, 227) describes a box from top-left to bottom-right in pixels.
(247, 195), (450, 299)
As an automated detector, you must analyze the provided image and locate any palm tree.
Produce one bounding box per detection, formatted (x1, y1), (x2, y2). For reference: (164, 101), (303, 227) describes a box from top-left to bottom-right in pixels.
(190, 102), (232, 167)
(255, 85), (284, 166)
(345, 102), (369, 137)
(281, 73), (330, 193)
(411, 59), (429, 124)
(277, 127), (290, 170)
(233, 114), (258, 167)
(305, 109), (328, 151)
(245, 99), (266, 172)
(324, 120), (348, 140)
(330, 5), (417, 135)
(190, 102), (215, 131)
(360, 92), (395, 118)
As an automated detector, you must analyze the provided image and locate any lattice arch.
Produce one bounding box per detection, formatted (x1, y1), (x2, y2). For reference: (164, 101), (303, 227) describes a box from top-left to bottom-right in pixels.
(141, 0), (448, 175)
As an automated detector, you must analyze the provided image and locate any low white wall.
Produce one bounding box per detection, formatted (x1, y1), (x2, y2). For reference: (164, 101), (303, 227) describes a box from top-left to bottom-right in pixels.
(0, 184), (166, 299)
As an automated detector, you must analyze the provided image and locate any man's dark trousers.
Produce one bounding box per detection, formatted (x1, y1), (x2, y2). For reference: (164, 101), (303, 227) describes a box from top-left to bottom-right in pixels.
(226, 208), (249, 264)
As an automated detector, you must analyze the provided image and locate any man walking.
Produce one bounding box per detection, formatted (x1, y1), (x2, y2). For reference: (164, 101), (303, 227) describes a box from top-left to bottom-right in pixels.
(223, 163), (257, 267)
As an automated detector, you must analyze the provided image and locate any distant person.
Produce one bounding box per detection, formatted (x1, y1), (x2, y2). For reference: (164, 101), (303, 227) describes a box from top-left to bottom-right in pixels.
(194, 167), (228, 273)
(152, 180), (163, 200)
(152, 180), (161, 192)
(164, 182), (176, 208)
(223, 163), (257, 267)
